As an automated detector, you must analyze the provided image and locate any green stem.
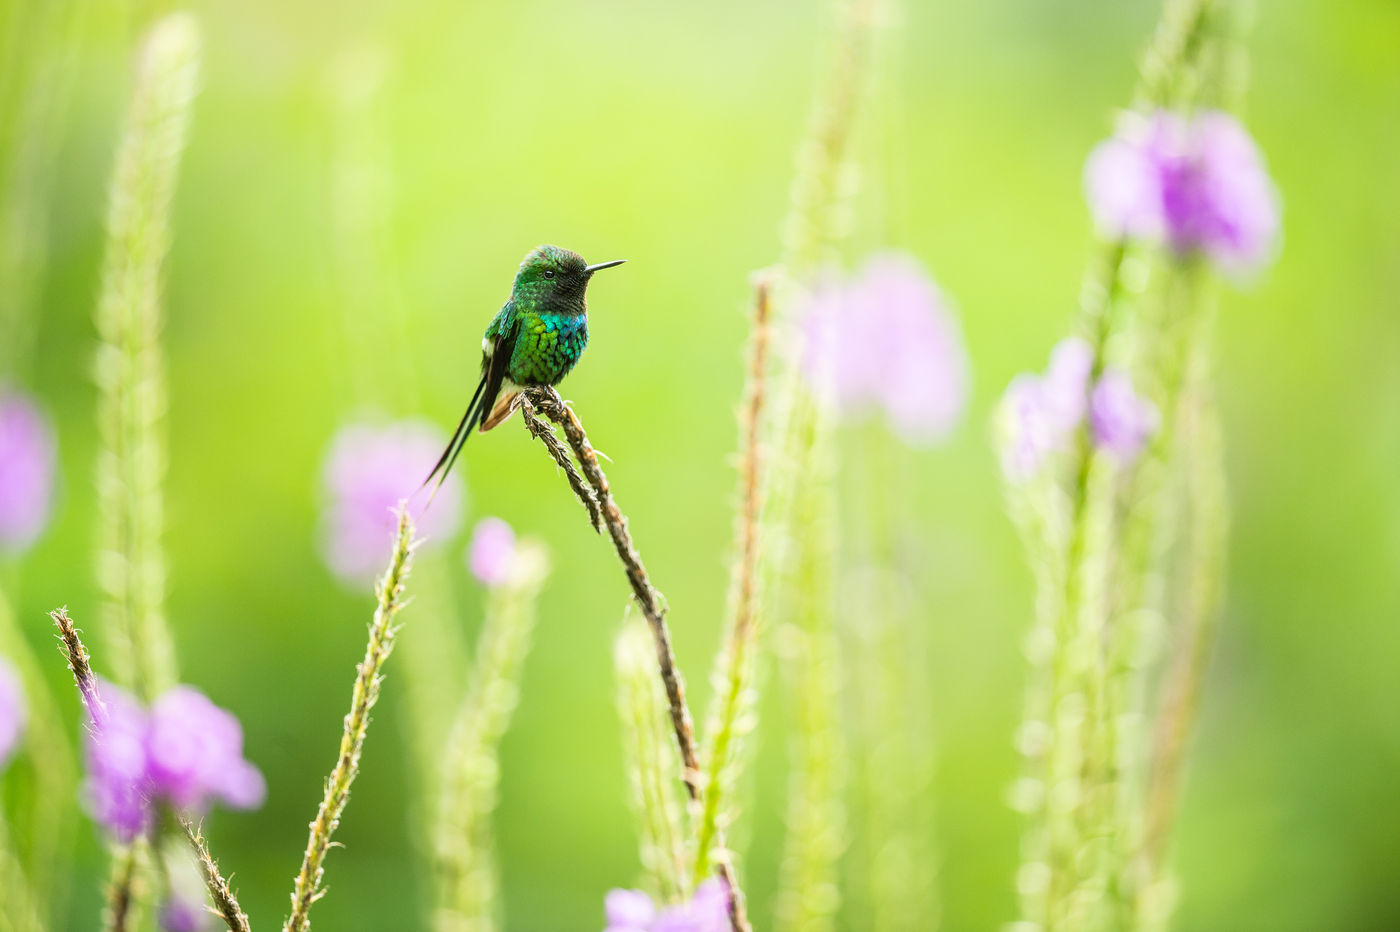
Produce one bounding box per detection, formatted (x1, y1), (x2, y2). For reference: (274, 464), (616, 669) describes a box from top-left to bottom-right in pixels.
(433, 543), (548, 932)
(179, 817), (252, 932)
(694, 277), (772, 889)
(1135, 0), (1221, 110)
(773, 395), (845, 932)
(93, 11), (202, 702)
(779, 0), (879, 277)
(762, 0), (880, 914)
(1034, 243), (1133, 932)
(518, 389), (751, 932)
(1131, 355), (1228, 931)
(103, 842), (151, 932)
(616, 612), (688, 903)
(840, 421), (938, 931)
(284, 506), (417, 932)
(398, 560), (470, 817)
(1015, 0), (1229, 923)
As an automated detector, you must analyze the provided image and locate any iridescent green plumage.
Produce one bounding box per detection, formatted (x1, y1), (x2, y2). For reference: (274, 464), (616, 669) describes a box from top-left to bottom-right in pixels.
(424, 244), (625, 492)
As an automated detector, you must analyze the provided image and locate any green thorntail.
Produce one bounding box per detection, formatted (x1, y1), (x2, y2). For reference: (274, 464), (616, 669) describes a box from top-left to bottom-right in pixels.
(424, 244), (625, 492)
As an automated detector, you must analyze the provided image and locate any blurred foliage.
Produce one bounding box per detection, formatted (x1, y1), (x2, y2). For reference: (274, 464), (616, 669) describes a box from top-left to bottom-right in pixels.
(3, 0), (1398, 928)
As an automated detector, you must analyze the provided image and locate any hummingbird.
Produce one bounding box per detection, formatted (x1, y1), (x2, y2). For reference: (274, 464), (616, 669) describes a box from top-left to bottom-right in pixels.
(423, 244), (625, 494)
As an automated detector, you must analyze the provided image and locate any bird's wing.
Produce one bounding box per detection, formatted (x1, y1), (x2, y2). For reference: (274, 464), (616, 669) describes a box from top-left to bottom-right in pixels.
(475, 315), (520, 433)
(421, 311), (519, 497)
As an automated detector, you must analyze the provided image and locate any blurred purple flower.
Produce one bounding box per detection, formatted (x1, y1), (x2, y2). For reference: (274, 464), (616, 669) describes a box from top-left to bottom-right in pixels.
(147, 687), (266, 810)
(604, 889), (657, 930)
(84, 681), (265, 841)
(160, 896), (208, 932)
(1090, 371), (1159, 463)
(1171, 112), (1281, 271)
(320, 419), (464, 583)
(999, 341), (1161, 478)
(997, 375), (1056, 481)
(0, 656), (25, 770)
(467, 516), (516, 586)
(799, 275), (862, 411)
(1040, 338), (1093, 432)
(997, 337), (1092, 481)
(0, 388), (56, 554)
(1084, 130), (1164, 240)
(1085, 110), (1279, 271)
(85, 683), (155, 839)
(604, 880), (729, 932)
(800, 252), (969, 445)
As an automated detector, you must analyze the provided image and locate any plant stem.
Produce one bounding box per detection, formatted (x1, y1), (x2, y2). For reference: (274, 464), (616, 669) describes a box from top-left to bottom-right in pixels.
(51, 606), (106, 725)
(694, 275), (773, 887)
(1132, 371), (1227, 928)
(87, 19), (203, 921)
(1015, 2), (1227, 925)
(517, 395), (602, 532)
(1136, 0), (1221, 110)
(1030, 248), (1130, 929)
(283, 505), (417, 932)
(759, 1), (881, 921)
(433, 542), (548, 932)
(519, 390), (695, 783)
(93, 11), (201, 703)
(103, 844), (148, 932)
(51, 606), (146, 932)
(780, 0), (879, 276)
(773, 395), (844, 932)
(179, 818), (252, 932)
(615, 611), (689, 902)
(517, 390), (750, 932)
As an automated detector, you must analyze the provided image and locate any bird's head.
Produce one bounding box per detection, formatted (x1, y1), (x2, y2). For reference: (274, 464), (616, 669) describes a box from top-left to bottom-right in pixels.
(511, 244), (625, 311)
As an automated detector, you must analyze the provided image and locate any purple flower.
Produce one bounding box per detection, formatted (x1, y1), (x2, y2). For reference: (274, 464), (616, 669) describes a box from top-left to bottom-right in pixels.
(147, 687), (266, 810)
(604, 880), (730, 932)
(1085, 110), (1279, 271)
(800, 252), (969, 445)
(998, 342), (1160, 478)
(84, 681), (265, 841)
(467, 516), (516, 586)
(799, 274), (861, 410)
(0, 388), (56, 554)
(604, 889), (657, 930)
(160, 895), (208, 932)
(0, 657), (25, 770)
(1040, 337), (1093, 432)
(85, 683), (155, 839)
(1089, 371), (1159, 463)
(1084, 129), (1165, 240)
(1173, 112), (1281, 271)
(997, 337), (1092, 480)
(997, 375), (1056, 481)
(320, 419), (464, 584)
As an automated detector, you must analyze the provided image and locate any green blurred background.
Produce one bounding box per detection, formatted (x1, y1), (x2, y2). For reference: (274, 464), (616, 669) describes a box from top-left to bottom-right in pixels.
(5, 0), (1399, 927)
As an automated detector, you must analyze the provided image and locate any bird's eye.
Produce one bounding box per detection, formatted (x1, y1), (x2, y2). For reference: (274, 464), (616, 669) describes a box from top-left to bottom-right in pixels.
(543, 269), (556, 280)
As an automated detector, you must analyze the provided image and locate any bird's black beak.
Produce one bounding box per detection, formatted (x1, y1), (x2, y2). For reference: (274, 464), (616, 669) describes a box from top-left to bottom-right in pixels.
(585, 259), (626, 275)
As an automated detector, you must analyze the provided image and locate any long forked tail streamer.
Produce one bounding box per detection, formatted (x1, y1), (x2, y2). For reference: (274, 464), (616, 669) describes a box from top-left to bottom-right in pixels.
(421, 371), (488, 504)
